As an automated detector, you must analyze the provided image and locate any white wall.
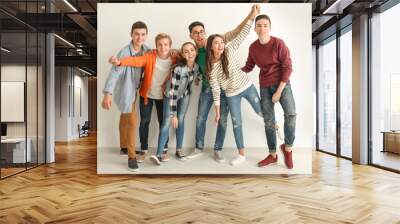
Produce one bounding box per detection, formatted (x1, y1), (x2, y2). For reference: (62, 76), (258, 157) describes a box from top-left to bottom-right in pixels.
(72, 73), (89, 138)
(97, 3), (313, 149)
(55, 67), (69, 141)
(55, 67), (89, 141)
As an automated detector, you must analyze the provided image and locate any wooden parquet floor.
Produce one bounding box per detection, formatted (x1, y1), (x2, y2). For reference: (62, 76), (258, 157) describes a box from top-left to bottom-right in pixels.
(1, 135), (400, 224)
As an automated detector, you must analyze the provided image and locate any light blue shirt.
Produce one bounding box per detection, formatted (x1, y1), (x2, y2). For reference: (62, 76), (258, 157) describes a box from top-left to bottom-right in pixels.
(103, 42), (150, 113)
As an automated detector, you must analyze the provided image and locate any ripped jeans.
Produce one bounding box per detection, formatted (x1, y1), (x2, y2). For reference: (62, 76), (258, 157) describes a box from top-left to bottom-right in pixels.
(195, 87), (229, 151)
(260, 83), (296, 153)
(226, 84), (263, 150)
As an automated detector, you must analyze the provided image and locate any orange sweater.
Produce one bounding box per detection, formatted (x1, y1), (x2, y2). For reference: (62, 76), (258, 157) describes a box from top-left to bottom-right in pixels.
(119, 50), (177, 104)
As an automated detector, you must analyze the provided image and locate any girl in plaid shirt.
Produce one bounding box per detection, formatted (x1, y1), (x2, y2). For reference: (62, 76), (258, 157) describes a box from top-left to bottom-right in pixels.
(150, 42), (200, 165)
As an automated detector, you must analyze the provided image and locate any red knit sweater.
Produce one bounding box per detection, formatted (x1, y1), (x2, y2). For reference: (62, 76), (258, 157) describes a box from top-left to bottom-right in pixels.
(241, 36), (292, 88)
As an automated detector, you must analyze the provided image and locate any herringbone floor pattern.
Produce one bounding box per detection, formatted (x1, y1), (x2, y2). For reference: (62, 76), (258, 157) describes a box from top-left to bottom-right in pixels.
(1, 135), (400, 224)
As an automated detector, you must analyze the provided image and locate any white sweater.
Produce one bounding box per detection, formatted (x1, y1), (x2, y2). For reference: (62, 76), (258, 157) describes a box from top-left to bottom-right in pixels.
(148, 56), (172, 100)
(209, 20), (252, 106)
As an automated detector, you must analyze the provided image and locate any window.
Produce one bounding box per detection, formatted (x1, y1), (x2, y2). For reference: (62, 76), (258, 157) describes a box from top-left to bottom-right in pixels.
(318, 36), (337, 154)
(370, 3), (400, 171)
(340, 29), (352, 158)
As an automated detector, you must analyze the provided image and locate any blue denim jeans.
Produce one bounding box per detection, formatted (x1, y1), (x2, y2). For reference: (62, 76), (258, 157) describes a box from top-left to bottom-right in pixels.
(156, 95), (190, 156)
(260, 83), (296, 153)
(139, 97), (168, 150)
(195, 87), (229, 151)
(226, 84), (263, 150)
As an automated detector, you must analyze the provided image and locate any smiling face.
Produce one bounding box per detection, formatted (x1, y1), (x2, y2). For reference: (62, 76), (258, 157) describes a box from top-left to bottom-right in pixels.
(156, 37), (171, 58)
(255, 18), (271, 39)
(211, 36), (225, 58)
(190, 25), (207, 48)
(181, 43), (197, 63)
(130, 28), (148, 47)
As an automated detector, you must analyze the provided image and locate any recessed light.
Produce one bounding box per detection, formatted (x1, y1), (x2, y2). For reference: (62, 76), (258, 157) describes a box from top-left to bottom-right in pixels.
(54, 34), (75, 48)
(1, 47), (11, 53)
(63, 0), (78, 12)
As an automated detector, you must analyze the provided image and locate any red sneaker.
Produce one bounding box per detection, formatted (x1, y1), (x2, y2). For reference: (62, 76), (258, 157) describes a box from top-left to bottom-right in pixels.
(280, 144), (293, 169)
(258, 154), (278, 167)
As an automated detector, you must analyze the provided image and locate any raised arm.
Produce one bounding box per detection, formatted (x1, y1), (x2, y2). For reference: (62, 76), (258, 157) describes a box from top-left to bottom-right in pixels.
(119, 55), (147, 67)
(226, 20), (252, 53)
(222, 4), (260, 43)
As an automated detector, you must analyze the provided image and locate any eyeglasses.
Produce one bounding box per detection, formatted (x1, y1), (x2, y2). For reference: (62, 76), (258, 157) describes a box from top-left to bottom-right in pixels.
(192, 30), (205, 36)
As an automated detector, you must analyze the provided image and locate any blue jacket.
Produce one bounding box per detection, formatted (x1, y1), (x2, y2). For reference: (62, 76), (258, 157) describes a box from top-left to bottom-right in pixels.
(103, 42), (150, 113)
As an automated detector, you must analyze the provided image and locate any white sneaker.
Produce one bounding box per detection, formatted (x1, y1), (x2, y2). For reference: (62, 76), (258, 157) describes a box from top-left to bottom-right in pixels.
(150, 155), (161, 166)
(187, 148), (204, 159)
(230, 155), (246, 166)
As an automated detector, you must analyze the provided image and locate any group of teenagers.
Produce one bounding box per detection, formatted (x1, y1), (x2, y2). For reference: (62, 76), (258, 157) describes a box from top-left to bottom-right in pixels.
(102, 4), (297, 172)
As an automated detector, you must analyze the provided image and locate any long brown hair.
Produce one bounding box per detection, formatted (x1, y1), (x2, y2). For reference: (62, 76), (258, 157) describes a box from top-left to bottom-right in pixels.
(206, 34), (229, 79)
(169, 42), (198, 82)
(175, 42), (198, 68)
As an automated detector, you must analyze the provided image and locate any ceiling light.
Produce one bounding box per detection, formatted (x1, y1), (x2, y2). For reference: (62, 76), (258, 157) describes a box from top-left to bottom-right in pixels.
(77, 67), (93, 76)
(1, 47), (11, 53)
(322, 0), (355, 15)
(63, 0), (78, 12)
(54, 34), (75, 48)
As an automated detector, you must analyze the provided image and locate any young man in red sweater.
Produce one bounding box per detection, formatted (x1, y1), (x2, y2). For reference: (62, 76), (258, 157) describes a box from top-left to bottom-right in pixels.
(241, 14), (296, 169)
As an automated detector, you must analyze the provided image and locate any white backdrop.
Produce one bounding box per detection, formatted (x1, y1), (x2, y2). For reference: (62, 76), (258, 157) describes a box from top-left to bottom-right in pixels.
(97, 3), (313, 150)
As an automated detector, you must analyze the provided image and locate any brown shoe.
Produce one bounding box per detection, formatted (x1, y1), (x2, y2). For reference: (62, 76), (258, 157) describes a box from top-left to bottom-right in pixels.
(161, 151), (169, 162)
(120, 148), (128, 155)
(136, 151), (147, 163)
